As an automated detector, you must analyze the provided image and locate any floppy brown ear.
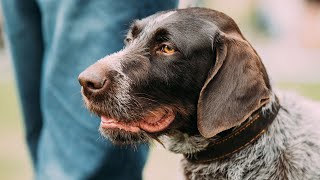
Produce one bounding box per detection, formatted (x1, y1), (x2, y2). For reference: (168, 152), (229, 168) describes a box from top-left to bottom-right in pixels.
(197, 32), (271, 138)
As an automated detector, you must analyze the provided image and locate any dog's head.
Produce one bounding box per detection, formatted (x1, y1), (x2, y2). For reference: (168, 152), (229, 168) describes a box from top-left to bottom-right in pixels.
(78, 8), (271, 145)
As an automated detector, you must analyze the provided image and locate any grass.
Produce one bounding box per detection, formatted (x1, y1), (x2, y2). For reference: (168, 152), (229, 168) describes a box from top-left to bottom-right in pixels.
(277, 83), (320, 100)
(0, 81), (319, 180)
(0, 81), (33, 180)
(0, 82), (21, 127)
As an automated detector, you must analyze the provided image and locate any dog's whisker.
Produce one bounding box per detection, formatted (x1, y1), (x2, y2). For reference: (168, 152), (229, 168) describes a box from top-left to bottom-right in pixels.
(131, 98), (145, 114)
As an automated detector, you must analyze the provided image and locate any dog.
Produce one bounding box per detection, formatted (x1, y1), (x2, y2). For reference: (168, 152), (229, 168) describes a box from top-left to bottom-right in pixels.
(78, 8), (320, 180)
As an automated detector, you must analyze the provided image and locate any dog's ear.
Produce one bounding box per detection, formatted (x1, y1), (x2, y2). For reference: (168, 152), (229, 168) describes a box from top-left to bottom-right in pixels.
(197, 32), (271, 138)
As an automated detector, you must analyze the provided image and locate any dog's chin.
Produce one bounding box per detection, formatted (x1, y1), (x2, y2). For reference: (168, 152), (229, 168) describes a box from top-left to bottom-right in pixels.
(99, 127), (150, 145)
(96, 107), (176, 145)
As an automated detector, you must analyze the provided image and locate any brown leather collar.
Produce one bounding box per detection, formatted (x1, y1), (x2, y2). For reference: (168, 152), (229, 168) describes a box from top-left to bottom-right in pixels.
(185, 96), (280, 163)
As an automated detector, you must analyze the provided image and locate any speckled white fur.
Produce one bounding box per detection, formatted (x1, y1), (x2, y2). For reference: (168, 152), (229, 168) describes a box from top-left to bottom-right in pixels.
(164, 90), (320, 180)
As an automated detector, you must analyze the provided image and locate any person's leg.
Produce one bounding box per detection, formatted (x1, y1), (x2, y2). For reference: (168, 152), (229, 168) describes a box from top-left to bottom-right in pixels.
(0, 0), (44, 167)
(35, 0), (178, 180)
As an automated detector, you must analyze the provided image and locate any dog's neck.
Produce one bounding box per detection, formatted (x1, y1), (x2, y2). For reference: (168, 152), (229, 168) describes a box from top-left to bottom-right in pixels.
(162, 94), (280, 163)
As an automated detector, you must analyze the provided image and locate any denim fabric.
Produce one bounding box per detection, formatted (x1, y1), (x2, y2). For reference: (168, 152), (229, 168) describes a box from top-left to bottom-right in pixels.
(0, 0), (178, 179)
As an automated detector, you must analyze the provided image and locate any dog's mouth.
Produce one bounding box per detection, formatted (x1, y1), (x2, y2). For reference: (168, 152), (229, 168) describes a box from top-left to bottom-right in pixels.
(100, 108), (175, 133)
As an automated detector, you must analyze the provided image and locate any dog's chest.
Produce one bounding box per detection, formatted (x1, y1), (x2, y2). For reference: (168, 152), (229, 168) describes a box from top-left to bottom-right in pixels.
(180, 143), (320, 180)
(177, 109), (320, 179)
(169, 92), (320, 180)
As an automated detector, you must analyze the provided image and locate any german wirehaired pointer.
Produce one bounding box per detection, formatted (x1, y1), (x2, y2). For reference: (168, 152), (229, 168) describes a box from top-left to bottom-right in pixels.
(79, 8), (320, 180)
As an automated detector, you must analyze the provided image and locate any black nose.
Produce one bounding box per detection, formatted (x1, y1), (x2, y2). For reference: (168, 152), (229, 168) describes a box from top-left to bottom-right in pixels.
(78, 68), (108, 95)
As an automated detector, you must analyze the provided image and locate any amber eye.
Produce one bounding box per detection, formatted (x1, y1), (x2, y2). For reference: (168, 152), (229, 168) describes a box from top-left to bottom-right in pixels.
(160, 45), (175, 55)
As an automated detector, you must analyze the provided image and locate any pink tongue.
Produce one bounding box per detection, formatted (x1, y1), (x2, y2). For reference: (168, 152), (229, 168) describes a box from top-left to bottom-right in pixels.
(100, 116), (141, 133)
(139, 109), (175, 133)
(100, 109), (175, 133)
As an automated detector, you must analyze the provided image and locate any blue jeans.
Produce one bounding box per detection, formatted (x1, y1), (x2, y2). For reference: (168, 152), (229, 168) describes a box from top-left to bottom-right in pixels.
(0, 0), (178, 179)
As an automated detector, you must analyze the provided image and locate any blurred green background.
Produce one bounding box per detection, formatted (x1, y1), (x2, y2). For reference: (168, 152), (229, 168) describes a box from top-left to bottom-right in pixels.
(1, 0), (319, 180)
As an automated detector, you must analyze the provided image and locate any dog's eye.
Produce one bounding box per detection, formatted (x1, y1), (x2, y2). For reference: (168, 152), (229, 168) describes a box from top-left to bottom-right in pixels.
(160, 45), (175, 55)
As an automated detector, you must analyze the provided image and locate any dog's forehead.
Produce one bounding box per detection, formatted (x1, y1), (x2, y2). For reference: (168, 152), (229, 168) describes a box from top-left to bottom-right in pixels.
(147, 10), (177, 25)
(126, 8), (243, 50)
(148, 8), (242, 38)
(138, 10), (178, 33)
(131, 10), (212, 40)
(133, 9), (224, 36)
